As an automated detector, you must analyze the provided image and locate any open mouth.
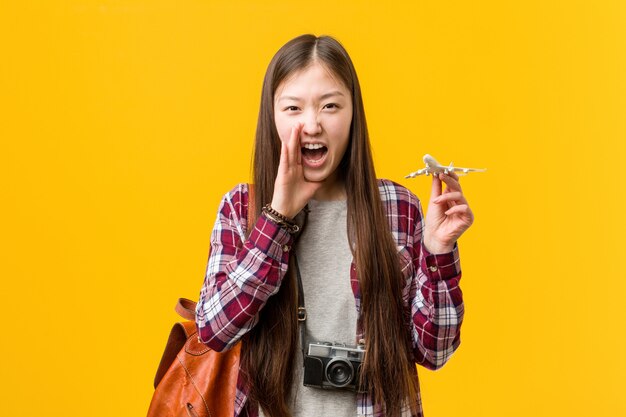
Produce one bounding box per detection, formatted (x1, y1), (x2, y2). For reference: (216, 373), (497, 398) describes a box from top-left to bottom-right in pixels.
(301, 144), (328, 165)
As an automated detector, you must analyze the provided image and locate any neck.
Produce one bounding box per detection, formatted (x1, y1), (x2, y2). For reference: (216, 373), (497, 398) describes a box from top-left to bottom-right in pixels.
(312, 176), (346, 201)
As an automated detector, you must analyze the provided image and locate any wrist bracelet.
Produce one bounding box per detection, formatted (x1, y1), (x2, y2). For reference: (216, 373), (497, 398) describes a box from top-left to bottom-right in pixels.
(263, 212), (300, 234)
(263, 203), (295, 223)
(262, 204), (300, 234)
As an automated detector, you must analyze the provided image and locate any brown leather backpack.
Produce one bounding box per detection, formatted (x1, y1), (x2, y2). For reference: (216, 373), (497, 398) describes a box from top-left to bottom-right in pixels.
(147, 186), (254, 417)
(147, 298), (241, 417)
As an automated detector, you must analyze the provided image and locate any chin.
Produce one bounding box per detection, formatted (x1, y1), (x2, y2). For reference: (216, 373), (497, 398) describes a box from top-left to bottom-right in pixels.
(303, 172), (327, 183)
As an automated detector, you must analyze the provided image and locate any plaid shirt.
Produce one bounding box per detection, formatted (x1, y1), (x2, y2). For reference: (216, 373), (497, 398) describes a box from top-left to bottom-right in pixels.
(196, 179), (464, 417)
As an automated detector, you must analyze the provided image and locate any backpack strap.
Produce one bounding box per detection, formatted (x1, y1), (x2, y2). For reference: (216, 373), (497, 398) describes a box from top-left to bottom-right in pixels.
(175, 297), (197, 321)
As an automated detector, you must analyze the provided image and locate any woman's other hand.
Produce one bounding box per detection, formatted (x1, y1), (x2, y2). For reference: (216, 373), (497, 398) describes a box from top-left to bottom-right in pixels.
(423, 171), (474, 254)
(271, 122), (322, 219)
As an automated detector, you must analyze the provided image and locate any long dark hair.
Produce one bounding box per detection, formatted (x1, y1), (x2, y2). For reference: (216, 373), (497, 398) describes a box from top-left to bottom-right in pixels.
(242, 34), (419, 417)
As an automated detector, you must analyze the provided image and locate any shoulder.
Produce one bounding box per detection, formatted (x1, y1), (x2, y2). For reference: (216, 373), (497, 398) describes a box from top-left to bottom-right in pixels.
(376, 179), (424, 243)
(222, 183), (250, 205)
(376, 178), (421, 209)
(218, 183), (251, 217)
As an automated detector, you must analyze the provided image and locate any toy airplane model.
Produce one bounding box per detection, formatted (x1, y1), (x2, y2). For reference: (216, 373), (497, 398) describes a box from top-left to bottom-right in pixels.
(405, 154), (486, 178)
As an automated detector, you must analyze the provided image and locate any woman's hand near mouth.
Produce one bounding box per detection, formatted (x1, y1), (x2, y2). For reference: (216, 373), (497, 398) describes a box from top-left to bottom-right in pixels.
(271, 122), (323, 219)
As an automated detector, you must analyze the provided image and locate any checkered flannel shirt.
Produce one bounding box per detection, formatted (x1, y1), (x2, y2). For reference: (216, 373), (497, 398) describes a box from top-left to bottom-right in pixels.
(196, 179), (464, 417)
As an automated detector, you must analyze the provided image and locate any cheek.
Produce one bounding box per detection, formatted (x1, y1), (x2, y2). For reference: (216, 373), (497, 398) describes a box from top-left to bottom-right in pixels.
(328, 114), (352, 146)
(274, 115), (290, 143)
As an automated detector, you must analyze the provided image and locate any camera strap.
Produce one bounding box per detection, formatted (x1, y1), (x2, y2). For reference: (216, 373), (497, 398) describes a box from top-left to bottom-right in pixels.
(292, 252), (308, 360)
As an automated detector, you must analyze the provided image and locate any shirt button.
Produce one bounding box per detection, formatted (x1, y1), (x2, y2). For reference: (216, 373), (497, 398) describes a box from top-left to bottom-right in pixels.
(358, 338), (365, 345)
(429, 265), (438, 272)
(282, 245), (290, 252)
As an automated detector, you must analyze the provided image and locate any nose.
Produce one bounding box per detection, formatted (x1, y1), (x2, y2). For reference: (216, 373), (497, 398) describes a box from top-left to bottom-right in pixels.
(301, 110), (322, 137)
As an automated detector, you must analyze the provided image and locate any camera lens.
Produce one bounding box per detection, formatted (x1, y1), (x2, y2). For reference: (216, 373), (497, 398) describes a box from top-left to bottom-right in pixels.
(325, 358), (354, 388)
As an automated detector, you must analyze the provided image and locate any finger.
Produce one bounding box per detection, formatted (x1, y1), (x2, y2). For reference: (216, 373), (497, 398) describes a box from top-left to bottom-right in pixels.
(439, 174), (453, 199)
(433, 191), (467, 205)
(430, 172), (443, 200)
(296, 123), (302, 165)
(444, 204), (469, 216)
(280, 132), (289, 168)
(440, 173), (462, 192)
(288, 123), (301, 167)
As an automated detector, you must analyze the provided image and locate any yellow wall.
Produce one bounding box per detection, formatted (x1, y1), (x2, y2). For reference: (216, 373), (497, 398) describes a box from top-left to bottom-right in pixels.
(1, 1), (624, 416)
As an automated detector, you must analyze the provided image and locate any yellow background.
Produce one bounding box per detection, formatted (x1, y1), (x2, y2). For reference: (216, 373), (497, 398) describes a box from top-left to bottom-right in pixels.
(1, 1), (624, 416)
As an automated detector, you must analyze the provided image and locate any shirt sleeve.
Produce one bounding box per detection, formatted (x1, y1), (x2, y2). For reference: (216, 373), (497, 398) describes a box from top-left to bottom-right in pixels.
(408, 194), (464, 370)
(195, 185), (294, 352)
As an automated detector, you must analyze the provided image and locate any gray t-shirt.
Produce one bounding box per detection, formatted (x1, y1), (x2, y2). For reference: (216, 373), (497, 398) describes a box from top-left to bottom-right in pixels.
(260, 198), (357, 417)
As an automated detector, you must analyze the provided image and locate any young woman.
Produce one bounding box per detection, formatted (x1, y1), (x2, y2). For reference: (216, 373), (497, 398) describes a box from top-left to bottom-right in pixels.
(196, 34), (473, 417)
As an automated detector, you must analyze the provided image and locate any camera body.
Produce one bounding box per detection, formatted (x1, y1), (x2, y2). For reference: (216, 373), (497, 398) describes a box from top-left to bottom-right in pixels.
(303, 341), (366, 392)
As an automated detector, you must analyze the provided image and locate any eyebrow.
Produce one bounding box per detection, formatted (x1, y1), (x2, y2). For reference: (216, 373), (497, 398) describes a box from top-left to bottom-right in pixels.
(278, 91), (345, 102)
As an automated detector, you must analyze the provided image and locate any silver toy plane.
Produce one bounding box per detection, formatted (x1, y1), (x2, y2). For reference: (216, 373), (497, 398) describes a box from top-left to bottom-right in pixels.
(405, 154), (486, 178)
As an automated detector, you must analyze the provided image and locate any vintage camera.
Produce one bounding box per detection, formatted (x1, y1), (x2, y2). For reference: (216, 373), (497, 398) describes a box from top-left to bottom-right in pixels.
(303, 341), (366, 392)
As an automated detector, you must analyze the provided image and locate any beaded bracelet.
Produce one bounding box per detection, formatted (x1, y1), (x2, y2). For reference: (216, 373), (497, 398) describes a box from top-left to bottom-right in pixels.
(263, 203), (296, 223)
(262, 203), (300, 234)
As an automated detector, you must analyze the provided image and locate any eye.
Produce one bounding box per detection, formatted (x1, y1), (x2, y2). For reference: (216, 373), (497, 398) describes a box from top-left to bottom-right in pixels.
(324, 103), (339, 110)
(285, 106), (299, 111)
